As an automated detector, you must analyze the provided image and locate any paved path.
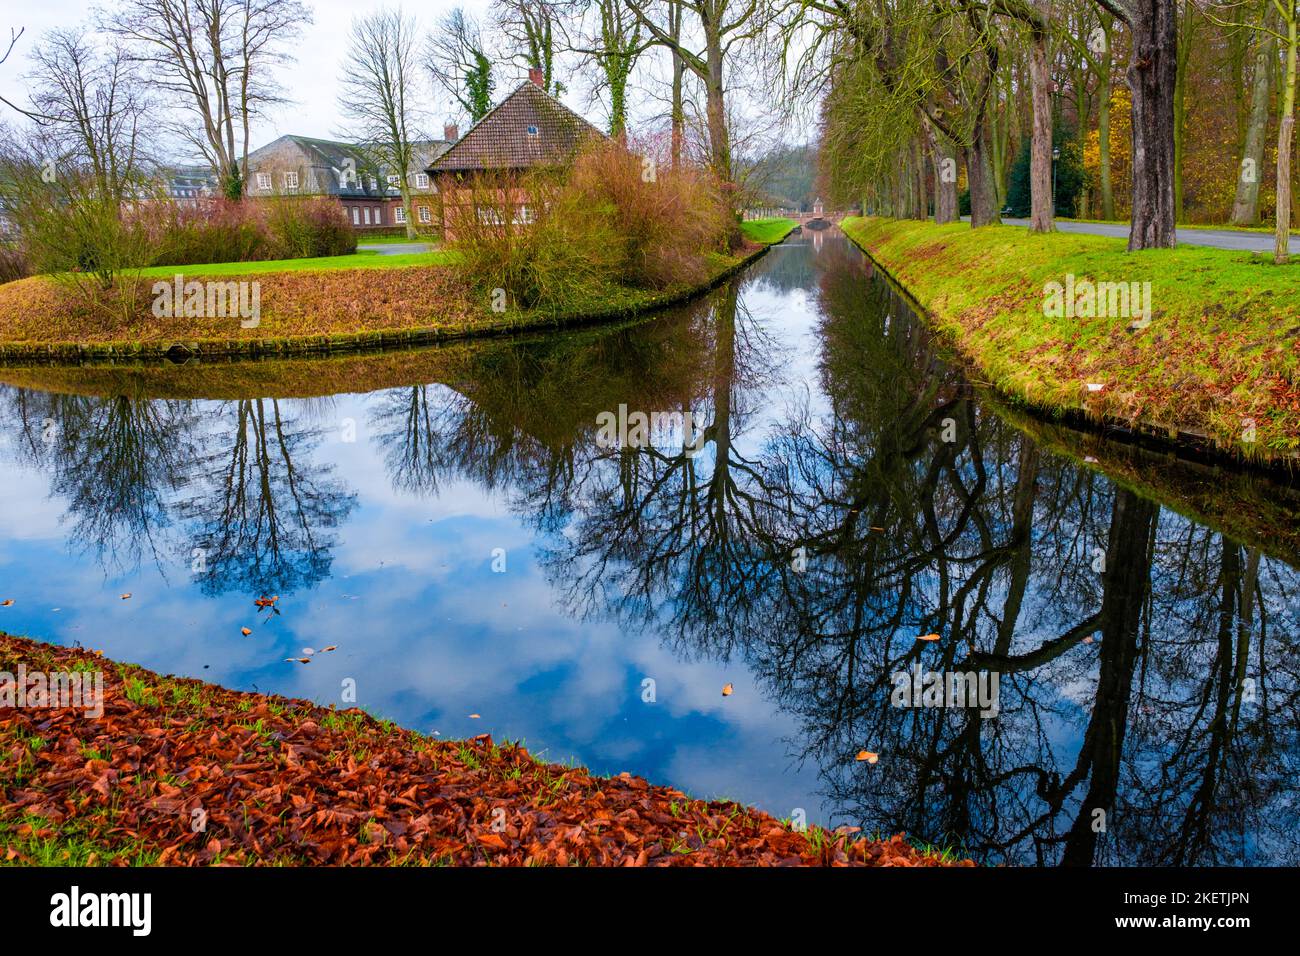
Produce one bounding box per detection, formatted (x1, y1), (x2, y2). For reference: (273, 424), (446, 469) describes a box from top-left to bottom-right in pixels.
(996, 217), (1291, 252)
(358, 241), (432, 255)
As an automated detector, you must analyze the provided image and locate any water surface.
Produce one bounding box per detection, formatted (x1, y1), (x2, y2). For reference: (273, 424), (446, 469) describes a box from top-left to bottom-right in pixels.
(2, 231), (1297, 866)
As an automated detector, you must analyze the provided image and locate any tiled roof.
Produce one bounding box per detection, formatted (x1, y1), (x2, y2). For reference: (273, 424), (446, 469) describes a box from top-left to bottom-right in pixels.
(427, 82), (605, 174)
(245, 135), (452, 198)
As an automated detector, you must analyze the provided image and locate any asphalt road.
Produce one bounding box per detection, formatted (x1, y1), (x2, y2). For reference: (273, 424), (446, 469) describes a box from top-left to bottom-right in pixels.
(357, 241), (432, 255)
(997, 217), (1289, 252)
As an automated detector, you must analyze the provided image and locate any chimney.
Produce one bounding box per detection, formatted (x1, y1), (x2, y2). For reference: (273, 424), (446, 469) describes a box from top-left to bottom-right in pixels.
(528, 67), (544, 88)
(444, 122), (459, 142)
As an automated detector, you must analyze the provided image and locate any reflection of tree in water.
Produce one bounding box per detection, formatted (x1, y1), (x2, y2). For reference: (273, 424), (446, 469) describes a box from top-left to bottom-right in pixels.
(180, 399), (356, 597)
(420, 238), (1300, 865)
(0, 387), (199, 573)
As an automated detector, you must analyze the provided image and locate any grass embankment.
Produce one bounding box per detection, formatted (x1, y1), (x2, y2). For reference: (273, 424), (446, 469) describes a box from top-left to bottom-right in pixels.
(841, 216), (1300, 464)
(0, 220), (793, 362)
(136, 249), (455, 275)
(0, 634), (963, 867)
(740, 217), (800, 245)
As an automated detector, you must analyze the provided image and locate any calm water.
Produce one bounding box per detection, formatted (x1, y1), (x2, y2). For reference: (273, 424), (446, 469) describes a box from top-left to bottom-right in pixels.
(2, 231), (1298, 866)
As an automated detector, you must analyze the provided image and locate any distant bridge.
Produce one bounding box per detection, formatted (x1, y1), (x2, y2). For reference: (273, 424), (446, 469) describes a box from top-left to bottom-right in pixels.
(742, 208), (852, 226)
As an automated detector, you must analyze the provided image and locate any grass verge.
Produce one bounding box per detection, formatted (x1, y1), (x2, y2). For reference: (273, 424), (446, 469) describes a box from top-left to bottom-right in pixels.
(0, 228), (792, 361)
(0, 633), (967, 867)
(841, 216), (1300, 465)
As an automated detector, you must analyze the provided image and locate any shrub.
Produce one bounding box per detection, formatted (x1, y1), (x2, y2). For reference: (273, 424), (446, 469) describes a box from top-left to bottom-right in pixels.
(451, 141), (734, 311)
(263, 195), (356, 259)
(0, 243), (29, 284)
(447, 172), (624, 312)
(145, 199), (269, 266)
(566, 140), (733, 288)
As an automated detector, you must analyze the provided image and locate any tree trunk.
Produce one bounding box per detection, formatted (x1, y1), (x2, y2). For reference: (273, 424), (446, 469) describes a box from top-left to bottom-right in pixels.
(1029, 27), (1055, 232)
(1099, 24), (1115, 220)
(669, 1), (685, 168)
(1230, 13), (1273, 226)
(702, 17), (730, 180)
(1275, 15), (1297, 263)
(1126, 0), (1179, 250)
(1172, 0), (1195, 223)
(967, 117), (1002, 227)
(927, 119), (959, 224)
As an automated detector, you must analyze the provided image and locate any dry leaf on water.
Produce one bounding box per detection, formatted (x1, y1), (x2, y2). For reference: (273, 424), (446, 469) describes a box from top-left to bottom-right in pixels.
(722, 683), (734, 697)
(856, 750), (880, 764)
(240, 627), (252, 636)
(120, 594), (132, 600)
(1, 600), (13, 607)
(917, 633), (941, 642)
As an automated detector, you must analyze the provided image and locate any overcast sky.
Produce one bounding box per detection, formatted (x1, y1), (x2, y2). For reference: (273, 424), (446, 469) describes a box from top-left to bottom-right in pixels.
(0, 0), (639, 157)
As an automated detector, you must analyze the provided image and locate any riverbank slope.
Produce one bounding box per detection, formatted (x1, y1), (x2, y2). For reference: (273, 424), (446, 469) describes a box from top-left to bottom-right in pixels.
(0, 220), (798, 363)
(841, 216), (1300, 466)
(0, 633), (964, 867)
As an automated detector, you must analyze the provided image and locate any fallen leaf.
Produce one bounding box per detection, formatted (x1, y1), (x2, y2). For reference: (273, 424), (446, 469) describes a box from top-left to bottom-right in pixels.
(1082, 636), (1095, 644)
(302, 647), (316, 656)
(240, 627), (252, 636)
(917, 633), (941, 641)
(856, 750), (879, 764)
(120, 593), (132, 600)
(321, 645), (337, 653)
(284, 657), (311, 664)
(1, 599), (12, 607)
(722, 683), (734, 697)
(1086, 383), (1105, 393)
(468, 714), (480, 719)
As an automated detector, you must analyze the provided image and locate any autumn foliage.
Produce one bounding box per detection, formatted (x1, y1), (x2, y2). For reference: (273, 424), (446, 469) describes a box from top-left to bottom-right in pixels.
(0, 634), (969, 867)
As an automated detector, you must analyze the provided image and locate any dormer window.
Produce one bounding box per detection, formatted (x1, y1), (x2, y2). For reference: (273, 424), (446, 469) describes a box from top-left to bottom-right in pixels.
(387, 175), (401, 187)
(526, 125), (539, 137)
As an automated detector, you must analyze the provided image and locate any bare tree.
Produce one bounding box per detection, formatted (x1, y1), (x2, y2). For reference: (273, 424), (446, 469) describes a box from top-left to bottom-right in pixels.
(338, 8), (426, 239)
(25, 29), (152, 203)
(494, 0), (568, 95)
(568, 0), (649, 135)
(103, 0), (309, 199)
(426, 8), (496, 123)
(623, 0), (766, 179)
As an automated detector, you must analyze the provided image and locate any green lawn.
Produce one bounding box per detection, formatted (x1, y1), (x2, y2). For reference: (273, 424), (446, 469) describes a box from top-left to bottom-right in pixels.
(135, 248), (457, 277)
(739, 217), (799, 245)
(840, 216), (1300, 463)
(1054, 216), (1298, 236)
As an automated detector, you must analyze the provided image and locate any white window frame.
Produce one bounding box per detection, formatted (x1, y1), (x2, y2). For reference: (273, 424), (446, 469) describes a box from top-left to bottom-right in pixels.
(363, 207), (371, 225)
(418, 205), (431, 224)
(283, 171), (299, 190)
(351, 207), (360, 225)
(394, 205), (406, 224)
(255, 172), (272, 191)
(387, 174), (401, 187)
(415, 173), (429, 189)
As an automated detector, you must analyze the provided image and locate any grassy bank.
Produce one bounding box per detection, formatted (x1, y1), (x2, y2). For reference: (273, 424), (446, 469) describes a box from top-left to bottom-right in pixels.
(841, 216), (1300, 464)
(0, 220), (795, 362)
(135, 248), (456, 274)
(0, 633), (963, 867)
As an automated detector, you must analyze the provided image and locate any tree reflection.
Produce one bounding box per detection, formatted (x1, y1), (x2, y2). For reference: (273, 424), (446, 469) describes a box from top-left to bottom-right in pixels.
(433, 237), (1300, 866)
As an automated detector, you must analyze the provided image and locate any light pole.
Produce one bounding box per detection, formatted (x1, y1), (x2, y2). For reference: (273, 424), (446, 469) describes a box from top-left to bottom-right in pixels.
(1052, 146), (1060, 213)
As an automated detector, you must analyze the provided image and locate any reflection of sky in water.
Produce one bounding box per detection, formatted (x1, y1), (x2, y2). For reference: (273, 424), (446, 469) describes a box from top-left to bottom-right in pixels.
(1, 234), (1297, 864)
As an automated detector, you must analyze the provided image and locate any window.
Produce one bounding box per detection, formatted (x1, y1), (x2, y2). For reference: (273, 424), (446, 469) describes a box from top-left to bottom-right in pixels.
(415, 173), (429, 189)
(513, 205), (534, 225)
(394, 206), (406, 224)
(283, 171), (299, 190)
(351, 207), (359, 225)
(526, 125), (539, 137)
(373, 207), (381, 224)
(368, 177), (378, 191)
(418, 205), (431, 224)
(476, 206), (504, 226)
(387, 175), (401, 187)
(255, 172), (271, 191)
(363, 207), (371, 225)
